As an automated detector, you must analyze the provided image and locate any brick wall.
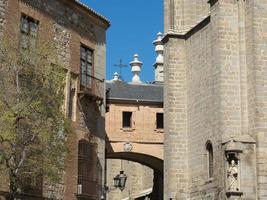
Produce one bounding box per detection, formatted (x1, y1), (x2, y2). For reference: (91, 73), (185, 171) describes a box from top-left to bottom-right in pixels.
(0, 0), (108, 199)
(105, 101), (163, 199)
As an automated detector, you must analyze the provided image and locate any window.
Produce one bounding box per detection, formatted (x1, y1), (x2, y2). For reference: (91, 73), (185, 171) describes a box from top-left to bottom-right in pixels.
(78, 140), (97, 196)
(156, 113), (164, 129)
(80, 45), (93, 89)
(20, 14), (38, 49)
(206, 142), (214, 179)
(122, 111), (132, 128)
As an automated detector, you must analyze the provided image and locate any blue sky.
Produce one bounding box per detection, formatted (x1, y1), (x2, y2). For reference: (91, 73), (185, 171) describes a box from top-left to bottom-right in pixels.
(81, 0), (163, 82)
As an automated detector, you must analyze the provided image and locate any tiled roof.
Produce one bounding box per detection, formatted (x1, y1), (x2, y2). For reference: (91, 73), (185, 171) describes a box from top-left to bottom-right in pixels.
(106, 81), (163, 103)
(73, 0), (110, 27)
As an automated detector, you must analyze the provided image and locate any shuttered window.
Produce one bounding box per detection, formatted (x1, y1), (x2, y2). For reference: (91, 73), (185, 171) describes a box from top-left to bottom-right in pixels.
(78, 140), (98, 197)
(20, 14), (38, 49)
(80, 46), (93, 90)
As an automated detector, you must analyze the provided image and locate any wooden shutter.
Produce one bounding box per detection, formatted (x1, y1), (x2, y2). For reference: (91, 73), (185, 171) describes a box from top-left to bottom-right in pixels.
(78, 140), (98, 197)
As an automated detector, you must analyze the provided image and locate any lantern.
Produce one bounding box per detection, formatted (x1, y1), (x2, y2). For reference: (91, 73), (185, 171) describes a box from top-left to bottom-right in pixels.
(113, 174), (120, 188)
(118, 170), (127, 191)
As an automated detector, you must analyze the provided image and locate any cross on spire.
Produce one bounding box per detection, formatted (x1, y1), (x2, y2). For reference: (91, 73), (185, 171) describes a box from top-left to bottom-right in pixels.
(114, 59), (127, 80)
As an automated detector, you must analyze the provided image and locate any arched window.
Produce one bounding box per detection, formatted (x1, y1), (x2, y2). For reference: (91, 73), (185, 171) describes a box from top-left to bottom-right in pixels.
(206, 141), (213, 179)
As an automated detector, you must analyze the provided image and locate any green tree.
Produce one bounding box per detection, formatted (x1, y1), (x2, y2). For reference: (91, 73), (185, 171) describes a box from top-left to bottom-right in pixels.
(0, 34), (69, 199)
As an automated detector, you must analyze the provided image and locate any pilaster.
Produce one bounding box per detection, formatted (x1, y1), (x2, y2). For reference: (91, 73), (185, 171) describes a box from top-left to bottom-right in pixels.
(164, 37), (188, 199)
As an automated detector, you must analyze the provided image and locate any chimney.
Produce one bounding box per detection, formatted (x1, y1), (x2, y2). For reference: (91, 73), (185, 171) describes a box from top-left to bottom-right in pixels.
(130, 54), (142, 84)
(153, 32), (164, 83)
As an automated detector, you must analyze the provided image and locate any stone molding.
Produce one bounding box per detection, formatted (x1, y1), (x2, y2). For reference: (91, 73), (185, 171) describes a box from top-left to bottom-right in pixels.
(162, 15), (210, 44)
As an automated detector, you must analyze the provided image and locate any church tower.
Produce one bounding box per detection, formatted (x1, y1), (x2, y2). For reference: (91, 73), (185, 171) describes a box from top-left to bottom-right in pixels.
(163, 0), (267, 199)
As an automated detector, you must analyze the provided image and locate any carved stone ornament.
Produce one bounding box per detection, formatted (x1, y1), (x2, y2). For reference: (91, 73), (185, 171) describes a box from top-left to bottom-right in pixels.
(123, 142), (133, 152)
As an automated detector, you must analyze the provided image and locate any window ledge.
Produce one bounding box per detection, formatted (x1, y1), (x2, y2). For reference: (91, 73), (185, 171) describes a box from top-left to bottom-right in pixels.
(154, 129), (164, 133)
(120, 127), (135, 132)
(226, 191), (243, 197)
(75, 193), (98, 199)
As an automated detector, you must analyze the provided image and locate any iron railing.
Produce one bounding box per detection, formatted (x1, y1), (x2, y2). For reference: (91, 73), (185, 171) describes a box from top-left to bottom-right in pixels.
(80, 74), (104, 100)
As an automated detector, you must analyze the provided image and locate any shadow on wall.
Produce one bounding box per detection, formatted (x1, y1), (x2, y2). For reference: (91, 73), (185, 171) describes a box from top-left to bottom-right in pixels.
(78, 97), (106, 141)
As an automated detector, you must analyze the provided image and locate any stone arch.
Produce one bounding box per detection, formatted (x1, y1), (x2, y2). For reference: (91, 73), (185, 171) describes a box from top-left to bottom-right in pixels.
(106, 152), (163, 200)
(106, 152), (163, 173)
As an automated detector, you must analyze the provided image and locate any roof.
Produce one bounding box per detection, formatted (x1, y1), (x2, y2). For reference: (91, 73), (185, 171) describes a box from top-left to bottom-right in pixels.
(73, 0), (110, 28)
(106, 81), (163, 103)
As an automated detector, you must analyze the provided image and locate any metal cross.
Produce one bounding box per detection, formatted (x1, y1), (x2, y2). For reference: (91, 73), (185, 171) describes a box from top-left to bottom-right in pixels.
(114, 59), (127, 80)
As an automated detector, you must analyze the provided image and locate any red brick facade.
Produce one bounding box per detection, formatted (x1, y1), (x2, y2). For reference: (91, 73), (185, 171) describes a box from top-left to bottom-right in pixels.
(0, 0), (109, 199)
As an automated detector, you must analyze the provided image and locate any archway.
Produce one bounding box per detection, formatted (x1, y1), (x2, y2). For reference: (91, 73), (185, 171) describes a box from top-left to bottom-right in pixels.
(106, 152), (163, 200)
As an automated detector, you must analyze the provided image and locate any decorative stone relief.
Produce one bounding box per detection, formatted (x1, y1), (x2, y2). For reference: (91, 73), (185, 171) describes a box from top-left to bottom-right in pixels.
(123, 142), (133, 152)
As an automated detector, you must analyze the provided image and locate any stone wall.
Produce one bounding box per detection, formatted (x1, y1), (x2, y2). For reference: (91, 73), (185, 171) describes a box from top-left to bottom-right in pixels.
(0, 0), (8, 37)
(106, 159), (153, 200)
(163, 37), (188, 199)
(164, 0), (209, 32)
(252, 0), (267, 198)
(186, 23), (223, 199)
(164, 0), (267, 199)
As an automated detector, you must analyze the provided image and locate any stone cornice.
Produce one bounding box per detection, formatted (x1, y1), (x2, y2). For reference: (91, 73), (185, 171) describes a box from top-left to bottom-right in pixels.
(162, 15), (210, 44)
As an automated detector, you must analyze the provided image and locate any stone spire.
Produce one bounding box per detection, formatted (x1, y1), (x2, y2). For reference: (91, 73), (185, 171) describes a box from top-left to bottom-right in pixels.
(130, 54), (143, 84)
(112, 72), (120, 81)
(153, 32), (164, 83)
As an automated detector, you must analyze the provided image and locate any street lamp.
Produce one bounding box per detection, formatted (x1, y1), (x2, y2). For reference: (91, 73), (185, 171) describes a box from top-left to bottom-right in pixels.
(113, 173), (121, 188)
(113, 170), (127, 191)
(118, 170), (127, 191)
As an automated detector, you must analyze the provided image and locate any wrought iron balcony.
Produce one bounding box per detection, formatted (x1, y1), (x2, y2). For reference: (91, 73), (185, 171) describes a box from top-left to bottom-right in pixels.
(78, 73), (105, 102)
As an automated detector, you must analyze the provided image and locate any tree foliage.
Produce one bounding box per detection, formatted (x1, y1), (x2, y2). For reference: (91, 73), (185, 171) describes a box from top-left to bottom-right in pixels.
(0, 34), (69, 198)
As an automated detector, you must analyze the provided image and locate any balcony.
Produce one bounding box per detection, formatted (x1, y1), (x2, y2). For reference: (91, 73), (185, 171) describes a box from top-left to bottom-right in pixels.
(78, 74), (104, 102)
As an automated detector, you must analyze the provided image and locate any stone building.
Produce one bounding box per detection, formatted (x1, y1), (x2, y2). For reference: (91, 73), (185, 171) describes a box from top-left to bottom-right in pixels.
(0, 0), (109, 199)
(105, 51), (164, 200)
(163, 0), (267, 199)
